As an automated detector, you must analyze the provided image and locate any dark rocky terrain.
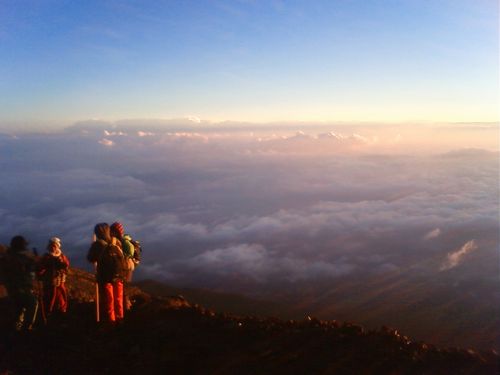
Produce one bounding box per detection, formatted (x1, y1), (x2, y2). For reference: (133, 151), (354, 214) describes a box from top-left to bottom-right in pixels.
(0, 267), (498, 375)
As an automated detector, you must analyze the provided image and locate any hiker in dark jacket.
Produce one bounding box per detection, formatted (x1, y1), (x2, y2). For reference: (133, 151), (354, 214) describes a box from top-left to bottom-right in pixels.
(87, 223), (125, 323)
(3, 236), (38, 331)
(37, 237), (70, 319)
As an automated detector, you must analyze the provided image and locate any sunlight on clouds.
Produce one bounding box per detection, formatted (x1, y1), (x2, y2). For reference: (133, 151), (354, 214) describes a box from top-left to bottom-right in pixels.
(137, 131), (155, 137)
(424, 228), (441, 240)
(440, 240), (479, 271)
(98, 138), (114, 146)
(186, 116), (201, 123)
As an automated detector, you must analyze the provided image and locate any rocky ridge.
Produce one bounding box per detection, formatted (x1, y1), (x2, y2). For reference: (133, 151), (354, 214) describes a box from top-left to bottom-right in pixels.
(0, 267), (498, 374)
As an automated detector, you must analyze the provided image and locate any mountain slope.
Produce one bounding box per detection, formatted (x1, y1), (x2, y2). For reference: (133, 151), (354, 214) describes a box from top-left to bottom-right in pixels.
(134, 270), (500, 351)
(279, 271), (500, 351)
(135, 278), (284, 317)
(0, 267), (498, 374)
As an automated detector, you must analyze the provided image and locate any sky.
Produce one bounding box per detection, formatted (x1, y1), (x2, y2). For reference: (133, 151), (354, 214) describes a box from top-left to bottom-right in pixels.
(0, 0), (498, 129)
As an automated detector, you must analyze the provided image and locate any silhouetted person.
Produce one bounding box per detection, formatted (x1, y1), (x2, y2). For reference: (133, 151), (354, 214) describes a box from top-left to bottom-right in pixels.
(3, 236), (38, 331)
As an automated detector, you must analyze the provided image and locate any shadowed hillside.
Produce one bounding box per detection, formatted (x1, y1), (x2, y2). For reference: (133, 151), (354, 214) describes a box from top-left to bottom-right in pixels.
(0, 267), (498, 374)
(274, 270), (500, 352)
(135, 271), (500, 352)
(135, 278), (285, 318)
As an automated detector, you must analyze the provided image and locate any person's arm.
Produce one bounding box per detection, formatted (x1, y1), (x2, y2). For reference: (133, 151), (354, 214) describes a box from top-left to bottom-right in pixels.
(57, 254), (70, 270)
(87, 243), (99, 263)
(36, 255), (48, 278)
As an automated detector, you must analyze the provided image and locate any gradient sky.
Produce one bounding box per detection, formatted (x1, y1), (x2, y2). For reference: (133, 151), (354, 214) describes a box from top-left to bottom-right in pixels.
(0, 0), (498, 129)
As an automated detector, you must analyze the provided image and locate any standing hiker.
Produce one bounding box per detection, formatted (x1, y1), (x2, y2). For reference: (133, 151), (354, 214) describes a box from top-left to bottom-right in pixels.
(87, 223), (126, 324)
(37, 237), (70, 320)
(110, 222), (141, 282)
(110, 222), (141, 310)
(3, 236), (38, 331)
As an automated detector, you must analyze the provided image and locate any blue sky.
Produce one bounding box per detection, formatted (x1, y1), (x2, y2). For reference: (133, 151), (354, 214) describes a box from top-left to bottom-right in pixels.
(0, 0), (498, 129)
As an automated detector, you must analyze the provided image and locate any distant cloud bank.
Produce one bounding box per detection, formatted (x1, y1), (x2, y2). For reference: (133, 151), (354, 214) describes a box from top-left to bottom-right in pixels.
(0, 121), (497, 293)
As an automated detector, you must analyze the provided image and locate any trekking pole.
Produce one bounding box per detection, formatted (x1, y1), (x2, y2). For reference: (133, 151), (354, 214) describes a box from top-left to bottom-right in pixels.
(95, 263), (100, 323)
(30, 297), (39, 330)
(27, 271), (40, 329)
(91, 233), (100, 323)
(38, 280), (47, 325)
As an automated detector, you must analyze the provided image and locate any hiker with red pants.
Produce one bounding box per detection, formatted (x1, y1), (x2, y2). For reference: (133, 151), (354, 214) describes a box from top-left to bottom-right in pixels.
(110, 222), (141, 310)
(37, 237), (70, 321)
(87, 223), (126, 324)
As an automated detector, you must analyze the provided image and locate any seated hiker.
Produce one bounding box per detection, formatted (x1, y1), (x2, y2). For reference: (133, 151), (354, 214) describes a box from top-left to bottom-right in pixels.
(110, 222), (141, 310)
(87, 223), (126, 323)
(37, 237), (70, 320)
(3, 236), (38, 331)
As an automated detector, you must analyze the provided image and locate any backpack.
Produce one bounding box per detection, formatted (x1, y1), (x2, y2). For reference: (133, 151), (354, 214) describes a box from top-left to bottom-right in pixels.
(131, 239), (142, 264)
(3, 250), (36, 291)
(122, 235), (141, 270)
(97, 243), (127, 283)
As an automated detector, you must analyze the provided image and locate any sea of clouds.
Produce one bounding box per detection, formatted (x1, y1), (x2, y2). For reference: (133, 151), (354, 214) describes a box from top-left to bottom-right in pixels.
(0, 121), (498, 295)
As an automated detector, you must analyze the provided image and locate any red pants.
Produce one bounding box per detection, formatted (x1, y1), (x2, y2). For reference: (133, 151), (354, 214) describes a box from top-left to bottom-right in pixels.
(43, 284), (68, 314)
(100, 281), (124, 322)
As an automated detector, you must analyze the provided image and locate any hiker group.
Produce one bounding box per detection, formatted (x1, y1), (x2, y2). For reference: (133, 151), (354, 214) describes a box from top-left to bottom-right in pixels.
(88, 222), (141, 323)
(0, 221), (141, 331)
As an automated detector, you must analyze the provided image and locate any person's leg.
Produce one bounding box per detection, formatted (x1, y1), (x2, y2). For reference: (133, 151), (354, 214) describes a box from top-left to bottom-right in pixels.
(14, 300), (25, 331)
(19, 292), (38, 330)
(103, 283), (116, 322)
(7, 294), (23, 331)
(58, 284), (68, 313)
(47, 285), (57, 314)
(114, 281), (124, 320)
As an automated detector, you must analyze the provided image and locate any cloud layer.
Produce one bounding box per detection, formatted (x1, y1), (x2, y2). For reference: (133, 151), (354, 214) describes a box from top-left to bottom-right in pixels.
(0, 122), (497, 295)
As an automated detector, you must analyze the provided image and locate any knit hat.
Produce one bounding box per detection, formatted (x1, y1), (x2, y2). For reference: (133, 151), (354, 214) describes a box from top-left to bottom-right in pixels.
(110, 222), (124, 238)
(49, 237), (62, 247)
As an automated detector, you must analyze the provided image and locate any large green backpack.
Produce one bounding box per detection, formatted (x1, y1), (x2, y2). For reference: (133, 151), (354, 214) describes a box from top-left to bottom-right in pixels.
(122, 235), (141, 270)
